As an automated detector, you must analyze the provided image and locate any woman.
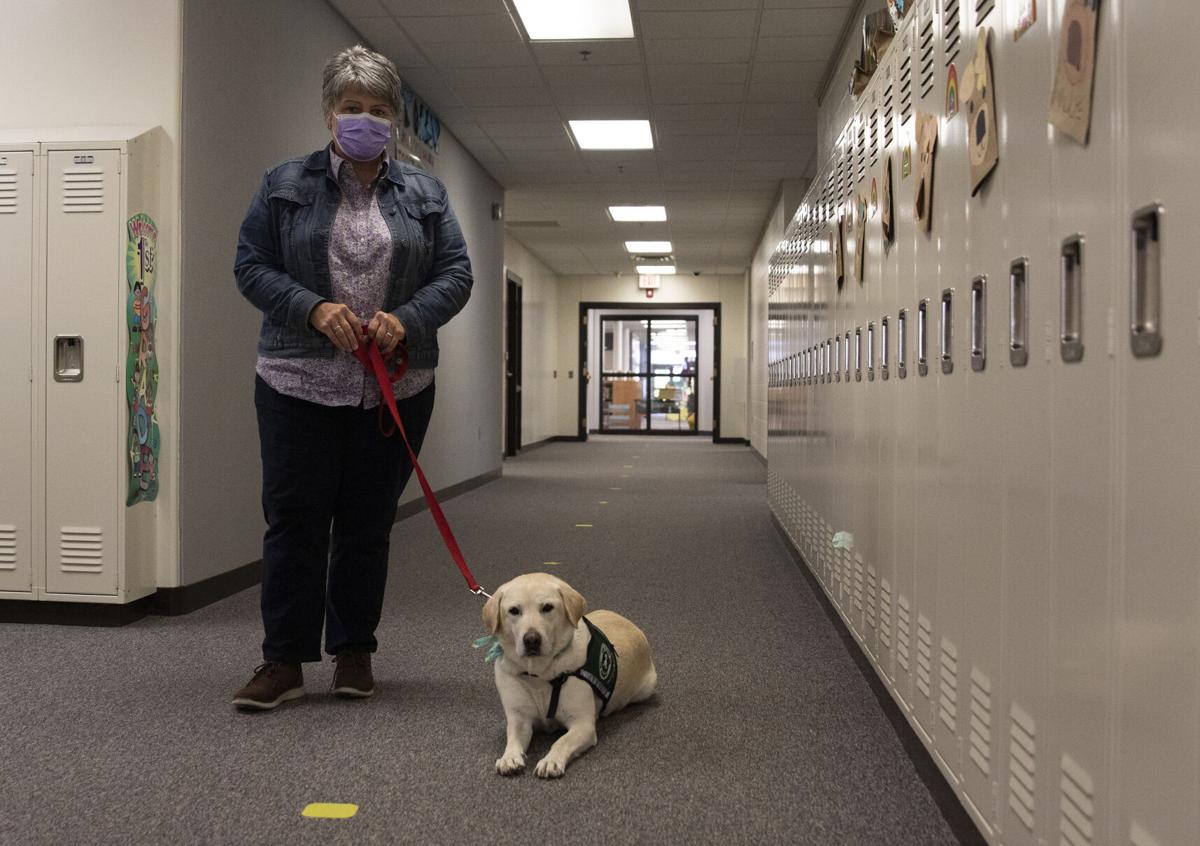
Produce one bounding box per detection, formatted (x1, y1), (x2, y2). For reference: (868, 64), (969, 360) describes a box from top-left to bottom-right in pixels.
(231, 45), (473, 710)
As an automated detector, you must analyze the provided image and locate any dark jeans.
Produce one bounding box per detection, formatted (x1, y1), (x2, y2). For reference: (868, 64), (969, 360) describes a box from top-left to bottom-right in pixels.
(254, 375), (435, 662)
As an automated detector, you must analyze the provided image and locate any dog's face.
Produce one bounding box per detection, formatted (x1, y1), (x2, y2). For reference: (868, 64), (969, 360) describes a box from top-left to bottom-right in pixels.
(482, 573), (587, 660)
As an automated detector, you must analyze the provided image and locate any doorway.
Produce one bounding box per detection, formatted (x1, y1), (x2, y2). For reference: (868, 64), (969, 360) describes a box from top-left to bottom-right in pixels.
(504, 273), (522, 457)
(578, 302), (722, 441)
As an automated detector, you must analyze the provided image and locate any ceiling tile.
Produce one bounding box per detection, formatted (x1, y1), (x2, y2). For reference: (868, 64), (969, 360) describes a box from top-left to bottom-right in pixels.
(540, 63), (646, 86)
(438, 65), (544, 88)
(637, 0), (758, 8)
(549, 82), (648, 106)
(750, 60), (827, 85)
(469, 104), (561, 123)
(741, 101), (817, 120)
(354, 18), (426, 64)
(530, 40), (646, 65)
(747, 82), (818, 104)
(419, 41), (531, 67)
(401, 14), (521, 43)
(739, 117), (818, 135)
(759, 8), (851, 38)
(754, 35), (837, 63)
(652, 102), (741, 121)
(494, 135), (576, 154)
(329, 0), (386, 16)
(484, 121), (568, 139)
(455, 85), (553, 107)
(643, 38), (753, 64)
(647, 62), (747, 86)
(650, 83), (745, 105)
(637, 10), (758, 40)
(379, 0), (500, 14)
(655, 118), (738, 136)
(559, 103), (651, 120)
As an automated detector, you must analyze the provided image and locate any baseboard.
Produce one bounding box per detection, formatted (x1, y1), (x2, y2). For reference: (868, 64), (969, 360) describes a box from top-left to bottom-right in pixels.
(0, 595), (156, 627)
(769, 514), (987, 846)
(394, 467), (502, 522)
(714, 436), (750, 445)
(550, 434), (586, 443)
(515, 437), (557, 453)
(153, 559), (263, 617)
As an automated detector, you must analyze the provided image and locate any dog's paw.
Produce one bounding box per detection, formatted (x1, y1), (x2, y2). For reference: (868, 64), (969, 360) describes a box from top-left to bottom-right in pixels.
(495, 752), (526, 776)
(534, 757), (566, 779)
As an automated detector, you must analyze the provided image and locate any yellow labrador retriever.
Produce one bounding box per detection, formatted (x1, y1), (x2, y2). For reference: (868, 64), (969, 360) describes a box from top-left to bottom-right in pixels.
(481, 573), (657, 778)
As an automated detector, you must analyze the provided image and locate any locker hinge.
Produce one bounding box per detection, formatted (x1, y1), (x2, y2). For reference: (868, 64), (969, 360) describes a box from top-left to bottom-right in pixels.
(581, 314), (587, 327)
(1106, 306), (1115, 357)
(29, 365), (34, 383)
(116, 365), (121, 384)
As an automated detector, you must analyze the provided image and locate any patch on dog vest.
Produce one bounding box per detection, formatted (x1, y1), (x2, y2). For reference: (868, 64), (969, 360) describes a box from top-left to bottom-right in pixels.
(546, 617), (617, 720)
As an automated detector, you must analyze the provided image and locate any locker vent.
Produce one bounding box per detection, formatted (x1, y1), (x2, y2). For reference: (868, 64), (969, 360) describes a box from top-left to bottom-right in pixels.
(896, 594), (912, 670)
(1059, 753), (1097, 846)
(943, 0), (961, 68)
(1130, 821), (1164, 846)
(968, 667), (993, 776)
(938, 637), (959, 732)
(879, 577), (892, 649)
(856, 120), (866, 183)
(884, 82), (895, 147)
(866, 565), (878, 630)
(59, 526), (104, 571)
(0, 524), (16, 569)
(916, 613), (933, 699)
(1008, 702), (1037, 832)
(869, 109), (879, 167)
(900, 45), (913, 123)
(0, 170), (17, 214)
(919, 8), (936, 100)
(62, 167), (106, 213)
(853, 554), (864, 612)
(975, 0), (995, 26)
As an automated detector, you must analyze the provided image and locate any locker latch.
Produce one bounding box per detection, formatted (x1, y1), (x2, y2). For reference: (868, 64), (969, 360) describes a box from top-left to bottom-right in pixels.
(54, 336), (84, 382)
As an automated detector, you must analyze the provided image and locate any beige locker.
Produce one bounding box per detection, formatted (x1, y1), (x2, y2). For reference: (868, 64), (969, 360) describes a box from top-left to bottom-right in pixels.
(0, 128), (160, 606)
(0, 147), (37, 596)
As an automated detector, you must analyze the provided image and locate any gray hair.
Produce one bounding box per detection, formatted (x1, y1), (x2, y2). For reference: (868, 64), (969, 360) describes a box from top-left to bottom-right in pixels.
(321, 45), (403, 121)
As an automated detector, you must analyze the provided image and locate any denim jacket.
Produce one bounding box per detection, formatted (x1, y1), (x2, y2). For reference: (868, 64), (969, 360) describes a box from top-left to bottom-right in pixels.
(234, 145), (473, 369)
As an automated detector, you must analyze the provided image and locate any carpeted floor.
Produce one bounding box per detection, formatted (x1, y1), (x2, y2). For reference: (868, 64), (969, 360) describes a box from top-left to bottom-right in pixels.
(0, 437), (967, 845)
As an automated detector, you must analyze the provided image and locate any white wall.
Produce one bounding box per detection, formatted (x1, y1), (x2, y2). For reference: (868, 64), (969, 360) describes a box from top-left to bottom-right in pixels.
(554, 274), (747, 441)
(180, 0), (503, 585)
(750, 196), (786, 458)
(503, 235), (559, 447)
(0, 0), (183, 587)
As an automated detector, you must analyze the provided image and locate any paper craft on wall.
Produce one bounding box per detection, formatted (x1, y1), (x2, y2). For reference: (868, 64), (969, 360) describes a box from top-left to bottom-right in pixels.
(881, 155), (895, 244)
(834, 215), (846, 291)
(945, 63), (960, 118)
(1048, 0), (1100, 145)
(913, 112), (938, 232)
(870, 177), (878, 215)
(963, 28), (999, 194)
(854, 194), (868, 284)
(902, 145), (912, 178)
(1015, 0), (1037, 40)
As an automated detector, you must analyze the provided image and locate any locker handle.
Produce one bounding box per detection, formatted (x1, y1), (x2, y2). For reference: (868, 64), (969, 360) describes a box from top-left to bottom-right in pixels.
(53, 336), (84, 382)
(1130, 204), (1163, 358)
(854, 327), (863, 382)
(867, 322), (877, 382)
(898, 309), (908, 379)
(843, 331), (852, 383)
(917, 301), (929, 377)
(834, 335), (841, 382)
(941, 289), (954, 375)
(880, 317), (890, 381)
(970, 276), (986, 372)
(1009, 258), (1029, 367)
(1060, 235), (1085, 363)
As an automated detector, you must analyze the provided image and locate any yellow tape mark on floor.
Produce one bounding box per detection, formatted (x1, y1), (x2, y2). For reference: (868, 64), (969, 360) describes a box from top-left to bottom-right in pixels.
(575, 523), (593, 528)
(544, 561), (561, 567)
(622, 464), (634, 469)
(302, 803), (358, 819)
(598, 501), (608, 505)
(609, 487), (621, 491)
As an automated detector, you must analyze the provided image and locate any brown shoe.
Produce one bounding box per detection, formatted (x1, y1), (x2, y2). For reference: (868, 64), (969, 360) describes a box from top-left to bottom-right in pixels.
(332, 652), (374, 698)
(232, 662), (304, 711)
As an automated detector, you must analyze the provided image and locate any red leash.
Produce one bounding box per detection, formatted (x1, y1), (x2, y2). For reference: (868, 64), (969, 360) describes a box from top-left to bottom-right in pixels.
(351, 332), (488, 599)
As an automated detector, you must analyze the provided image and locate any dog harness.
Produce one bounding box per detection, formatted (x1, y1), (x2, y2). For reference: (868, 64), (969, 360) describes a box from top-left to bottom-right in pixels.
(546, 617), (618, 721)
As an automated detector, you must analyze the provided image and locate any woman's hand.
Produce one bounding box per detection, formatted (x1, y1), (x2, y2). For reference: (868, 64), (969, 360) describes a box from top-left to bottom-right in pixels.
(310, 302), (365, 352)
(367, 311), (406, 356)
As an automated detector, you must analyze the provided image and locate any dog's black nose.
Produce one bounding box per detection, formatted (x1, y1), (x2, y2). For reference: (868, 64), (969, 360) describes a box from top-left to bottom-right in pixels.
(523, 632), (542, 655)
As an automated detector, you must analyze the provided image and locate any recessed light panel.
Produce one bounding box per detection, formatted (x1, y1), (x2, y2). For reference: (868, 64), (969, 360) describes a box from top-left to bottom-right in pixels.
(609, 205), (667, 222)
(636, 265), (676, 275)
(513, 0), (634, 41)
(624, 241), (673, 254)
(569, 120), (653, 150)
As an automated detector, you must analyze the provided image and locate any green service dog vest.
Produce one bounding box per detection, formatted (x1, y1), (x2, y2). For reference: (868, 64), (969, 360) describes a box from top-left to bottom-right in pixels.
(546, 617), (617, 720)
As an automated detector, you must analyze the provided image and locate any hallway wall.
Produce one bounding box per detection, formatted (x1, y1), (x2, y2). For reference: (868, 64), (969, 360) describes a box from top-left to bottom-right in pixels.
(180, 0), (503, 587)
(503, 235), (560, 448)
(0, 0), (184, 588)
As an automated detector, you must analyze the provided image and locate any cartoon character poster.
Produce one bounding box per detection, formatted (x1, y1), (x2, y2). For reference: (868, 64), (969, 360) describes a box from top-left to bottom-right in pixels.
(963, 28), (999, 194)
(1014, 0), (1037, 40)
(1048, 0), (1100, 144)
(125, 213), (160, 504)
(913, 112), (939, 233)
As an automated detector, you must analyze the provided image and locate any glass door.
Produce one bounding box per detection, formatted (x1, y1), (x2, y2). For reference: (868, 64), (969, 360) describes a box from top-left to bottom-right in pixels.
(599, 317), (698, 434)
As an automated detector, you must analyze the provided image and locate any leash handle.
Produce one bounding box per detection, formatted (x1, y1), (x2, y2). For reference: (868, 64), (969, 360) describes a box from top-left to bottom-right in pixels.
(352, 332), (487, 598)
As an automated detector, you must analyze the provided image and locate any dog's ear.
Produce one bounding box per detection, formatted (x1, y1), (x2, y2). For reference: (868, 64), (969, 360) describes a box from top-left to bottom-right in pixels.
(482, 590), (503, 634)
(559, 584), (587, 627)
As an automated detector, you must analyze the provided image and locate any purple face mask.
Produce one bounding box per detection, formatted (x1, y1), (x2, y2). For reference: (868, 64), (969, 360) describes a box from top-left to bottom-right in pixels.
(334, 112), (392, 162)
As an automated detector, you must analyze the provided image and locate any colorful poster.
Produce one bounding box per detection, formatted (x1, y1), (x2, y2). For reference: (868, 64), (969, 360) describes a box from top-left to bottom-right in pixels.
(394, 82), (441, 170)
(125, 213), (160, 505)
(1014, 0), (1037, 41)
(945, 63), (960, 117)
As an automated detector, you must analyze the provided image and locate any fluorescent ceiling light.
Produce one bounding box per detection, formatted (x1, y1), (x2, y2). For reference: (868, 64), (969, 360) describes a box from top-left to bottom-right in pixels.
(513, 0), (634, 40)
(624, 241), (673, 254)
(569, 120), (653, 150)
(609, 205), (667, 222)
(636, 265), (676, 275)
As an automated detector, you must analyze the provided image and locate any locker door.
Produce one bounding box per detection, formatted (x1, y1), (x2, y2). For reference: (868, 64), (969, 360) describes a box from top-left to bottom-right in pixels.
(1047, 0), (1122, 842)
(998, 8), (1057, 846)
(1118, 4), (1200, 845)
(0, 150), (36, 594)
(44, 149), (121, 596)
